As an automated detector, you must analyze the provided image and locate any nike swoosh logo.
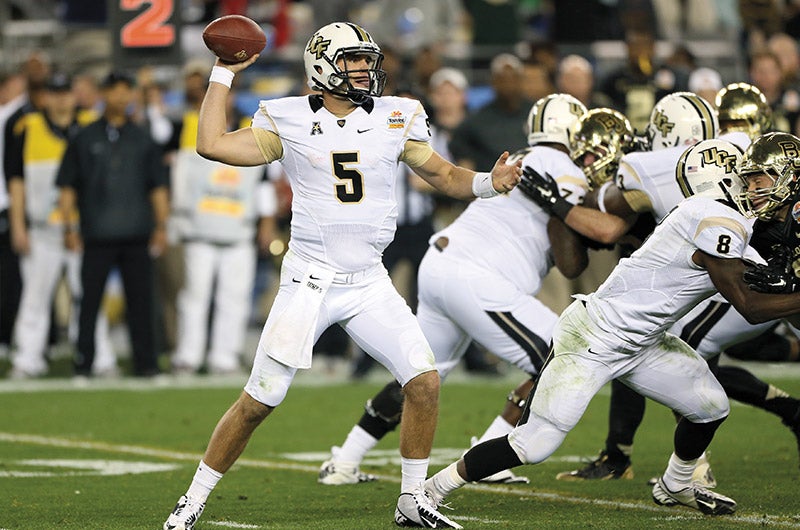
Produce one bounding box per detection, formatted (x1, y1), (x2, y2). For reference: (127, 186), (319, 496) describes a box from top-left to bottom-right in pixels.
(696, 498), (716, 511)
(292, 278), (301, 283)
(419, 515), (435, 527)
(587, 348), (601, 355)
(357, 128), (372, 133)
(310, 274), (322, 280)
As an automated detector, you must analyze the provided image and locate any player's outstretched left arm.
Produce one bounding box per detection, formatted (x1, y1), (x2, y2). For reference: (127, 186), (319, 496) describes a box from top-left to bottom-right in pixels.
(699, 251), (800, 324)
(196, 56), (266, 167)
(411, 150), (522, 200)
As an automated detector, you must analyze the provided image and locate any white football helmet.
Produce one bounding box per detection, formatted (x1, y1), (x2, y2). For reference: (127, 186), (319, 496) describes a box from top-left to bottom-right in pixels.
(526, 93), (587, 148)
(715, 82), (772, 140)
(675, 139), (744, 202)
(304, 22), (386, 105)
(735, 132), (800, 220)
(645, 92), (719, 151)
(569, 108), (635, 189)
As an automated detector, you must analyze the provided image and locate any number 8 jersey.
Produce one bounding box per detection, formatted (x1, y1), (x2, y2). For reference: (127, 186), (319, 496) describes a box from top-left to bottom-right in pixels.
(251, 94), (432, 273)
(584, 195), (752, 349)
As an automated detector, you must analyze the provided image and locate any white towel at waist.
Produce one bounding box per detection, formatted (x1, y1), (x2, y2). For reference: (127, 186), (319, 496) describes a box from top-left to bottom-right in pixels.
(261, 263), (335, 369)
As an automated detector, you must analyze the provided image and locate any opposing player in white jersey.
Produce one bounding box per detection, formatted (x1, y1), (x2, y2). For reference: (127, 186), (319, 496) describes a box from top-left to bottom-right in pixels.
(317, 94), (608, 487)
(425, 137), (800, 516)
(162, 22), (522, 530)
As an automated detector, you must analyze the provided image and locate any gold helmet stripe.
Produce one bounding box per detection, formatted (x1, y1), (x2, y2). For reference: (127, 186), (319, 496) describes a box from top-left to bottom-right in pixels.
(681, 94), (716, 140)
(675, 149), (692, 197)
(531, 97), (550, 136)
(345, 22), (371, 42)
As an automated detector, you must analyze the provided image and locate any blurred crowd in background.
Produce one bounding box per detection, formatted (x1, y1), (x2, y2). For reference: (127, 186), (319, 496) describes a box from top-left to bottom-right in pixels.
(3, 0), (800, 380)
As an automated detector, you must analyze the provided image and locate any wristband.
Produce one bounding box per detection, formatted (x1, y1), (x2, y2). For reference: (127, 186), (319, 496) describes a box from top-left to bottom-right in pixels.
(552, 199), (574, 221)
(209, 66), (235, 88)
(472, 172), (499, 198)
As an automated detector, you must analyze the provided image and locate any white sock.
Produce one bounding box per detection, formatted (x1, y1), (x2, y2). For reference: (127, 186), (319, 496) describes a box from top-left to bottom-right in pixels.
(186, 460), (223, 502)
(428, 462), (468, 504)
(400, 457), (429, 493)
(335, 426), (379, 467)
(661, 452), (697, 492)
(475, 416), (514, 444)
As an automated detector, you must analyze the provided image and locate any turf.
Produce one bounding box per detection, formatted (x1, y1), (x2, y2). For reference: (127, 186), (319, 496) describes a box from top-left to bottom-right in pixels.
(1, 373), (799, 529)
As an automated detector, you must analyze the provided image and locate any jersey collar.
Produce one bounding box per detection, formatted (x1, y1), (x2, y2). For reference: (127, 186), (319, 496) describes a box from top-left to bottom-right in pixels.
(307, 94), (375, 114)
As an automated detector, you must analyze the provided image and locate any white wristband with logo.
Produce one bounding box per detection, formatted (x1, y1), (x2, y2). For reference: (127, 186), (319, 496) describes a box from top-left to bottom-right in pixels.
(209, 66), (235, 88)
(472, 172), (499, 198)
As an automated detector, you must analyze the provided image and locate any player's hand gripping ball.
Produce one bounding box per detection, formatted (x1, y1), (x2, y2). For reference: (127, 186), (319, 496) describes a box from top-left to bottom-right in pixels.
(202, 15), (266, 64)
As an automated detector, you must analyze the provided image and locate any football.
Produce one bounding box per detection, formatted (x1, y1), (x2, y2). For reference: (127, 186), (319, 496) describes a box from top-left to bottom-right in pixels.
(202, 15), (266, 64)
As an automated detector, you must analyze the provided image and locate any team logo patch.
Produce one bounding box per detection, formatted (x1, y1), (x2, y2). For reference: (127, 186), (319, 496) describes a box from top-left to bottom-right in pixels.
(792, 200), (800, 221)
(337, 119), (346, 128)
(387, 110), (406, 129)
(306, 35), (331, 60)
(310, 122), (323, 135)
(652, 109), (675, 137)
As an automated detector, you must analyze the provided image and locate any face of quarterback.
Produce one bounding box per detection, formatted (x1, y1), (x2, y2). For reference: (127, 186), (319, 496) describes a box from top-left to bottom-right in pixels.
(337, 53), (376, 91)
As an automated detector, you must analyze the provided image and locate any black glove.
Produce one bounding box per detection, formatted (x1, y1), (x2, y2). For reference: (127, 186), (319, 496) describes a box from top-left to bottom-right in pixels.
(518, 166), (574, 221)
(743, 246), (798, 294)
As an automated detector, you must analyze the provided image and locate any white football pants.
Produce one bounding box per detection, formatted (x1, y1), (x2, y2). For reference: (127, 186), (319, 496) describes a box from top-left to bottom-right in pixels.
(172, 240), (256, 372)
(416, 245), (555, 379)
(508, 300), (729, 464)
(245, 251), (436, 406)
(13, 228), (114, 375)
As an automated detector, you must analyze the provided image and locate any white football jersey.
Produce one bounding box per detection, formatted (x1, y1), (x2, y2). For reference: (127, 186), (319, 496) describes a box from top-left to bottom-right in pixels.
(585, 196), (751, 349)
(719, 130), (751, 150)
(433, 145), (587, 295)
(252, 95), (430, 273)
(616, 145), (687, 222)
(616, 132), (752, 223)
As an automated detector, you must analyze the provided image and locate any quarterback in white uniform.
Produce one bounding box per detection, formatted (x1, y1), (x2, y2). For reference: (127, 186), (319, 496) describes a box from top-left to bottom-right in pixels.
(318, 94), (597, 487)
(426, 138), (800, 516)
(163, 22), (521, 530)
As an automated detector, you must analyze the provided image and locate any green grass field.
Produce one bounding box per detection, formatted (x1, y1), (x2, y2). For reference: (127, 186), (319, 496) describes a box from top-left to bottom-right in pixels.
(1, 368), (799, 529)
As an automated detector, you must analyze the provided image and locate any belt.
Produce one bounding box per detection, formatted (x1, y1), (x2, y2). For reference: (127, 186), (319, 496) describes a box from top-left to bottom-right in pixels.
(433, 236), (449, 252)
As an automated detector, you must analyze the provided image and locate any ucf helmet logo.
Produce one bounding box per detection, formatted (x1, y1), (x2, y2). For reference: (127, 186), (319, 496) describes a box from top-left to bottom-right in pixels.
(652, 109), (675, 137)
(700, 146), (737, 173)
(568, 102), (584, 118)
(307, 35), (331, 60)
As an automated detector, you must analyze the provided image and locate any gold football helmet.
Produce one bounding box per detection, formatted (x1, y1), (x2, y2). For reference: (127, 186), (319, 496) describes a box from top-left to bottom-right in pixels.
(715, 82), (772, 139)
(569, 108), (635, 189)
(735, 132), (800, 220)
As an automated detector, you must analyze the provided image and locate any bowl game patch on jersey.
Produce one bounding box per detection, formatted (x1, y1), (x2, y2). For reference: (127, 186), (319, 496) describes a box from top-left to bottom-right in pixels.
(388, 110), (406, 129)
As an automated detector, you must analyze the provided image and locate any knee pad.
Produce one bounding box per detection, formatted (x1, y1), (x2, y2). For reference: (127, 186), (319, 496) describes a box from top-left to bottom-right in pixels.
(243, 357), (295, 407)
(508, 413), (568, 464)
(682, 386), (729, 423)
(365, 380), (404, 424)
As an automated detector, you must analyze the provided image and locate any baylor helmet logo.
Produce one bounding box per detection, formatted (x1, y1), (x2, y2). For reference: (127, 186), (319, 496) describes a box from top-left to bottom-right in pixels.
(779, 140), (800, 170)
(307, 35), (331, 60)
(700, 146), (737, 173)
(652, 109), (675, 137)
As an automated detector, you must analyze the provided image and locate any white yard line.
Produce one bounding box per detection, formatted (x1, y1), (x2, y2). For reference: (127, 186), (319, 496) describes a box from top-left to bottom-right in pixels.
(1, 358), (798, 393)
(1, 431), (799, 527)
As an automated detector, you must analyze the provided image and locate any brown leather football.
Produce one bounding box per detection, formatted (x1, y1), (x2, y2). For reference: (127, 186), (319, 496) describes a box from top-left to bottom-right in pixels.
(202, 15), (266, 64)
